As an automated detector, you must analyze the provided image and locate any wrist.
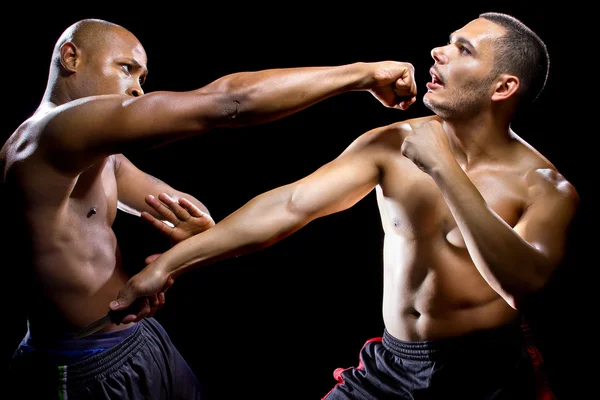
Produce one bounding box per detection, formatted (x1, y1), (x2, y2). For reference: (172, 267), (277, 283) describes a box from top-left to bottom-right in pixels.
(341, 62), (370, 91)
(430, 156), (460, 184)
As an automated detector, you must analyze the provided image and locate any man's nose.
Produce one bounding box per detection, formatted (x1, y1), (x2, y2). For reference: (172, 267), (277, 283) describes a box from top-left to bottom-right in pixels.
(126, 87), (144, 97)
(430, 47), (448, 64)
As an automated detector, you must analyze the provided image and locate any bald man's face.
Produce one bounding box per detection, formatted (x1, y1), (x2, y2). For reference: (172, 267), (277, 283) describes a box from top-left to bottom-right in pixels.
(75, 27), (148, 98)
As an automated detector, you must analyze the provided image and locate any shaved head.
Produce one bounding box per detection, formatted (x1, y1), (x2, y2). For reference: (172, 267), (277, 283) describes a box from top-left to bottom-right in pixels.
(52, 19), (134, 65)
(46, 18), (147, 100)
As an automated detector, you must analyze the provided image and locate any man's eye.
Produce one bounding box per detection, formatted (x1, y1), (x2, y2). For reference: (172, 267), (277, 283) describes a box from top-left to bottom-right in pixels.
(121, 64), (132, 74)
(459, 46), (471, 55)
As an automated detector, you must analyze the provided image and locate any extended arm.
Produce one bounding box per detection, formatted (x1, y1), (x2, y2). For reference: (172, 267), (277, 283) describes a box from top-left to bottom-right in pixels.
(109, 125), (394, 319)
(44, 61), (415, 173)
(401, 119), (580, 309)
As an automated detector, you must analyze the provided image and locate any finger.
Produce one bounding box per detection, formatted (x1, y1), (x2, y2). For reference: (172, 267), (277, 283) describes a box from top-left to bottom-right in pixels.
(141, 211), (174, 236)
(114, 297), (148, 325)
(144, 253), (162, 265)
(147, 294), (160, 319)
(157, 292), (166, 312)
(163, 276), (175, 293)
(395, 77), (417, 98)
(110, 282), (138, 311)
(178, 197), (209, 218)
(132, 298), (151, 323)
(145, 195), (185, 225)
(399, 96), (417, 110)
(157, 193), (191, 222)
(145, 253), (162, 265)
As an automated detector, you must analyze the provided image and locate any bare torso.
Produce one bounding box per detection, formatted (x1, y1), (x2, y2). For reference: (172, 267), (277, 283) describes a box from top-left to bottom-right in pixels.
(375, 116), (548, 341)
(1, 111), (134, 337)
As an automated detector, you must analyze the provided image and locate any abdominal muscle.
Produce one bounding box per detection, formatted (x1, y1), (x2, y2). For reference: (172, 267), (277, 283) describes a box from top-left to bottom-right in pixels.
(26, 219), (135, 338)
(381, 233), (519, 342)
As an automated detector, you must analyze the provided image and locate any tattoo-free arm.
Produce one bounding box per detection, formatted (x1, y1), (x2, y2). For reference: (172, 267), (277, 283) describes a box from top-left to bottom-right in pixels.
(160, 142), (383, 277)
(114, 154), (209, 217)
(109, 126), (394, 317)
(431, 162), (579, 309)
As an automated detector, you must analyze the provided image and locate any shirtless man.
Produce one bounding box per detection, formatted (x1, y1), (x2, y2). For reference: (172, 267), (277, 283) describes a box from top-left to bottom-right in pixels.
(111, 12), (578, 399)
(1, 17), (417, 399)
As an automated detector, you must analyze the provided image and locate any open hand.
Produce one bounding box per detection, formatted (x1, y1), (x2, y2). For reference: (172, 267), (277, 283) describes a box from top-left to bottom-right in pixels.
(142, 193), (215, 243)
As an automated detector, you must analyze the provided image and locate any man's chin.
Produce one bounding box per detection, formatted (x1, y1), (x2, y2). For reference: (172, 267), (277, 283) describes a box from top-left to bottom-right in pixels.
(422, 95), (435, 112)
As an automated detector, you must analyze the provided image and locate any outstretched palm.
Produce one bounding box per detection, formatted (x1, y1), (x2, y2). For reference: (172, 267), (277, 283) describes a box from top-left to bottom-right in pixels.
(142, 193), (216, 243)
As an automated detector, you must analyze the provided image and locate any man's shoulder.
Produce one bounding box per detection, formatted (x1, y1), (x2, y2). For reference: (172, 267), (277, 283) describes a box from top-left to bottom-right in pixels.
(371, 115), (439, 138)
(404, 115), (439, 124)
(1, 109), (58, 180)
(515, 143), (580, 208)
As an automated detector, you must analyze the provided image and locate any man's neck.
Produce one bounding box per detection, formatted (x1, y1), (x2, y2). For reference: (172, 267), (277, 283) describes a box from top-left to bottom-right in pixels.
(442, 116), (513, 169)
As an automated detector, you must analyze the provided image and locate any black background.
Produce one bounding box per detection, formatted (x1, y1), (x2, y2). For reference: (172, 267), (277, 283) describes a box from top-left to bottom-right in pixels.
(3, 2), (594, 399)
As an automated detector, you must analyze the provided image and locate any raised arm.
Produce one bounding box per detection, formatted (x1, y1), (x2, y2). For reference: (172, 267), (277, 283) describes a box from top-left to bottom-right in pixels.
(434, 163), (579, 309)
(43, 61), (416, 173)
(109, 124), (398, 319)
(401, 119), (580, 310)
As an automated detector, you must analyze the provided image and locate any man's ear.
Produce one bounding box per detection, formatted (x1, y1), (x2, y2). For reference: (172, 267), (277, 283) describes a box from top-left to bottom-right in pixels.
(491, 74), (519, 102)
(59, 42), (79, 73)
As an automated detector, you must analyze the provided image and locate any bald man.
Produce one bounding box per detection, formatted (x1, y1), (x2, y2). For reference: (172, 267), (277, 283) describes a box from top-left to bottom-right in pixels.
(1, 18), (416, 399)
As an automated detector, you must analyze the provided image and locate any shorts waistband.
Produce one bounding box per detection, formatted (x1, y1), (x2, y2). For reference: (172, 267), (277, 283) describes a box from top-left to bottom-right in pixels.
(382, 323), (522, 361)
(27, 323), (137, 351)
(58, 320), (147, 385)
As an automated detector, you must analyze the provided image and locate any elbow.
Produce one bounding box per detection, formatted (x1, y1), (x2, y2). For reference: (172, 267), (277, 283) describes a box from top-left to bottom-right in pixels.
(503, 263), (555, 311)
(201, 77), (255, 124)
(504, 288), (533, 311)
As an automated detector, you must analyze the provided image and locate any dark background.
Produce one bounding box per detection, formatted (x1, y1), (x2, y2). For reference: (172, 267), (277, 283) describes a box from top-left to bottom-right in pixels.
(3, 3), (593, 399)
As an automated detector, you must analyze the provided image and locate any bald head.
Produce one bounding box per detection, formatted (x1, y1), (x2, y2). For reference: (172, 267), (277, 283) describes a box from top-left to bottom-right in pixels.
(53, 19), (136, 64)
(45, 18), (148, 102)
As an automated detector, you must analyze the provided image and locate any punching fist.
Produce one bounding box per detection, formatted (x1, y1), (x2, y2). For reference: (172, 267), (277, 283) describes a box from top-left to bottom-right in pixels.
(364, 61), (417, 110)
(401, 118), (453, 174)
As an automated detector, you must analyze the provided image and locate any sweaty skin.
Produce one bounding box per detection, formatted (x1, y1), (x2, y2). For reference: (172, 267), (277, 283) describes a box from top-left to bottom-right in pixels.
(0, 19), (417, 338)
(111, 17), (578, 342)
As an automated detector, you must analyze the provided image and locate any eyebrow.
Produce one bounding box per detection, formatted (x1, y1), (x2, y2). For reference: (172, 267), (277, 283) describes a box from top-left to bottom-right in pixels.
(129, 58), (148, 75)
(449, 34), (476, 53)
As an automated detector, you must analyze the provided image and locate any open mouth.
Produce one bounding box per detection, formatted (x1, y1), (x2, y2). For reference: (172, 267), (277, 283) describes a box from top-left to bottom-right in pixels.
(427, 68), (444, 90)
(430, 68), (443, 85)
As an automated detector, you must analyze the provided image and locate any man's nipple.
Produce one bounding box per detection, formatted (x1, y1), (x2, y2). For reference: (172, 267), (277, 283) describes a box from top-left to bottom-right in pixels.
(87, 206), (97, 218)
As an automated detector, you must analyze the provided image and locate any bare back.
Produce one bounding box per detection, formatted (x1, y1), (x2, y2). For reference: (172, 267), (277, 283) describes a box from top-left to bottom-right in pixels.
(373, 116), (555, 341)
(1, 109), (133, 337)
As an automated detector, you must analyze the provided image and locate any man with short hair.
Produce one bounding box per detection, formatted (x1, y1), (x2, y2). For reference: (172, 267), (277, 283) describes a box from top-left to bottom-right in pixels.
(113, 12), (575, 399)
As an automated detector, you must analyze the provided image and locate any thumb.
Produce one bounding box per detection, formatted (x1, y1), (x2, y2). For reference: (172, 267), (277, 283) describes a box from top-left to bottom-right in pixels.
(145, 253), (162, 265)
(110, 287), (135, 311)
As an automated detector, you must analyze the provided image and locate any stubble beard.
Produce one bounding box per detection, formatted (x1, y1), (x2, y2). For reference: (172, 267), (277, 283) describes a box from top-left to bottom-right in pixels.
(423, 79), (492, 121)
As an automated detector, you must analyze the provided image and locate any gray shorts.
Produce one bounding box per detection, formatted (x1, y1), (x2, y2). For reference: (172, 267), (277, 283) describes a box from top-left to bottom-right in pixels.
(9, 318), (205, 399)
(323, 322), (554, 400)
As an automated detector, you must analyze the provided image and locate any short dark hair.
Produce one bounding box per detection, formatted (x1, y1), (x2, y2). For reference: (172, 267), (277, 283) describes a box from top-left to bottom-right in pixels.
(480, 12), (550, 109)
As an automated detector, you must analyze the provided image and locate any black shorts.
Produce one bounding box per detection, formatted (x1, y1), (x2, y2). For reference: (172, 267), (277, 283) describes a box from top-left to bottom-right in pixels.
(322, 322), (555, 400)
(8, 318), (205, 399)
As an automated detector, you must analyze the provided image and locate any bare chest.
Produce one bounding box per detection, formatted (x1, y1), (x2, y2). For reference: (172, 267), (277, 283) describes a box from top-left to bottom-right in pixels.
(377, 160), (526, 243)
(70, 161), (119, 226)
